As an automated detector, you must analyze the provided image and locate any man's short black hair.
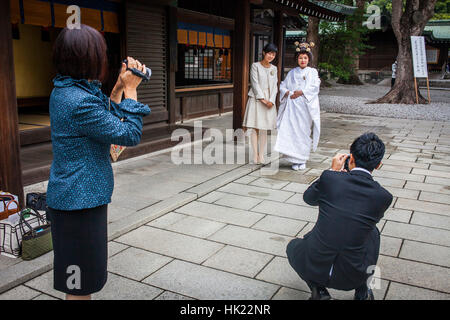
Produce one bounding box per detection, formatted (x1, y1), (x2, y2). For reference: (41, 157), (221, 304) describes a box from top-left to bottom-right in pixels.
(350, 132), (385, 172)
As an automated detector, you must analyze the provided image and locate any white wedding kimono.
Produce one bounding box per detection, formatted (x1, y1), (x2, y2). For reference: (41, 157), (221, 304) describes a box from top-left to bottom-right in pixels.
(274, 66), (321, 164)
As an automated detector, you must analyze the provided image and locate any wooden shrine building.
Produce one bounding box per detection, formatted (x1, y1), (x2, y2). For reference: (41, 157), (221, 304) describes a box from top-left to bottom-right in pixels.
(0, 0), (355, 204)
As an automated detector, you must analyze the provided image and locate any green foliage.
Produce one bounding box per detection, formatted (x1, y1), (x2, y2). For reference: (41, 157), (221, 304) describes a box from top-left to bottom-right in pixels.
(317, 9), (373, 81)
(432, 0), (450, 19)
(368, 0), (449, 20)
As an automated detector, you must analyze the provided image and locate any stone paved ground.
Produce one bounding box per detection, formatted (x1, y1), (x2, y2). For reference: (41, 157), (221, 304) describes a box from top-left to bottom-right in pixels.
(1, 111), (450, 300)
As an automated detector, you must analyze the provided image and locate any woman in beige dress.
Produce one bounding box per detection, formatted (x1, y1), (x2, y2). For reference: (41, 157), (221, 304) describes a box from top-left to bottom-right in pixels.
(243, 43), (278, 164)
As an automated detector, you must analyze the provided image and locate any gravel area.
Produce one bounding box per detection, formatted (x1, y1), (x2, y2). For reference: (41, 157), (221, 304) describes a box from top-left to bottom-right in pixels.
(319, 83), (450, 121)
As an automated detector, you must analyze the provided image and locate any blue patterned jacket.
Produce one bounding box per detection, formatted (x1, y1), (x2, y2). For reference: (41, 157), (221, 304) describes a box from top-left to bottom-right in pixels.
(46, 75), (150, 210)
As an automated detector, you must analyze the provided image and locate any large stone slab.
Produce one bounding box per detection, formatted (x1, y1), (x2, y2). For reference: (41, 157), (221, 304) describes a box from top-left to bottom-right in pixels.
(425, 176), (450, 186)
(410, 211), (450, 230)
(33, 294), (59, 300)
(429, 164), (450, 172)
(209, 225), (293, 257)
(385, 282), (450, 300)
(285, 194), (310, 207)
(114, 175), (195, 201)
(251, 170), (318, 184)
(214, 193), (263, 210)
(252, 215), (308, 237)
(419, 191), (450, 205)
(385, 187), (419, 200)
(373, 170), (425, 183)
(94, 273), (163, 300)
(412, 168), (450, 179)
(202, 245), (273, 278)
(255, 257), (310, 292)
(377, 255), (450, 293)
(282, 182), (311, 194)
(250, 177), (290, 190)
(382, 159), (429, 169)
(233, 175), (259, 185)
(383, 208), (412, 223)
(251, 200), (318, 223)
(147, 212), (187, 229)
(108, 192), (197, 241)
(0, 285), (41, 300)
(155, 291), (194, 300)
(143, 260), (279, 300)
(115, 226), (224, 264)
(111, 191), (159, 211)
(197, 191), (225, 203)
(186, 166), (254, 197)
(108, 247), (172, 281)
(108, 241), (129, 258)
(373, 177), (406, 188)
(271, 287), (311, 300)
(166, 216), (226, 238)
(399, 240), (450, 268)
(381, 164), (413, 173)
(175, 201), (264, 227)
(0, 251), (53, 295)
(382, 221), (450, 247)
(24, 271), (64, 300)
(404, 181), (450, 195)
(380, 236), (402, 257)
(218, 183), (294, 202)
(395, 198), (450, 216)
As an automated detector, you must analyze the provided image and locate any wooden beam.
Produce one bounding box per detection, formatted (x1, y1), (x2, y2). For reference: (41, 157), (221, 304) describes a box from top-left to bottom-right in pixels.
(0, 0), (24, 206)
(273, 10), (284, 84)
(273, 10), (284, 109)
(167, 5), (177, 125)
(177, 8), (235, 30)
(233, 0), (251, 131)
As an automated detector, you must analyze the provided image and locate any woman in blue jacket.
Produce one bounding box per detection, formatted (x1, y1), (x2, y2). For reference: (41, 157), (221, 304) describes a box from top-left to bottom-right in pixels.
(47, 24), (150, 300)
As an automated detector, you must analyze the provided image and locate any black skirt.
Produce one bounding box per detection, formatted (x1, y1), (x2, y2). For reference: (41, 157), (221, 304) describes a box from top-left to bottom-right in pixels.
(48, 204), (108, 296)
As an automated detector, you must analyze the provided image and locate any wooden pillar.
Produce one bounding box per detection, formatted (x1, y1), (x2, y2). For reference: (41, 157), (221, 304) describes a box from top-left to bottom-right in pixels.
(273, 10), (284, 109)
(167, 5), (177, 125)
(232, 0), (251, 130)
(0, 0), (24, 206)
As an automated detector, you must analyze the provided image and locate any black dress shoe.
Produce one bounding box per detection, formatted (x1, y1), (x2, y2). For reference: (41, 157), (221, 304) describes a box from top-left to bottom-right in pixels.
(354, 288), (375, 300)
(309, 286), (331, 300)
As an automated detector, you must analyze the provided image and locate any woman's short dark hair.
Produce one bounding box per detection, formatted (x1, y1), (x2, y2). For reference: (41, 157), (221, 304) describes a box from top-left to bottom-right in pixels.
(295, 49), (313, 66)
(350, 132), (385, 172)
(263, 43), (278, 54)
(53, 24), (107, 82)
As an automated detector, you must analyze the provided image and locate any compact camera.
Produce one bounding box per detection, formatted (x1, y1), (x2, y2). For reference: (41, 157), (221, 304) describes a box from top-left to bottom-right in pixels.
(123, 59), (152, 82)
(344, 154), (350, 172)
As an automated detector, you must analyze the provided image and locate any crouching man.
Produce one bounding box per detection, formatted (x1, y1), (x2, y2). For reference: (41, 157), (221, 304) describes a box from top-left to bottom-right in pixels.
(286, 132), (393, 300)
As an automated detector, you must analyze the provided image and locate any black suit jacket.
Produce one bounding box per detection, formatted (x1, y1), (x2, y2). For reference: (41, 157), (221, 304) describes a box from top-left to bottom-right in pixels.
(287, 169), (393, 290)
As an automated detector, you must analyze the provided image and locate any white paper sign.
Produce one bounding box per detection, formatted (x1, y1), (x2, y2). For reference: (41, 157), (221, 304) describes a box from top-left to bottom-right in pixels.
(411, 36), (428, 78)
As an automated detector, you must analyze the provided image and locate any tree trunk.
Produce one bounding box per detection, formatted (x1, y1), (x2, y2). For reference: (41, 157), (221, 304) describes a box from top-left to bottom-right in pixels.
(372, 0), (437, 104)
(351, 0), (366, 84)
(306, 16), (320, 68)
(339, 0), (365, 85)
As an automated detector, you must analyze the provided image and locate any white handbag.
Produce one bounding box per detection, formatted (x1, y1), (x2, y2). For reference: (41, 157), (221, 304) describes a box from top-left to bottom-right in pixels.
(0, 208), (48, 258)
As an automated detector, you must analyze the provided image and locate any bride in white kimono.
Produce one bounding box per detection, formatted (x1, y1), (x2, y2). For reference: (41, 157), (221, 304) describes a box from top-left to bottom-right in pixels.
(274, 43), (321, 170)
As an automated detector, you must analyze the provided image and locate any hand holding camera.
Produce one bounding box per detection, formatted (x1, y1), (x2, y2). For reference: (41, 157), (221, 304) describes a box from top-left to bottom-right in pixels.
(119, 57), (149, 101)
(331, 153), (350, 172)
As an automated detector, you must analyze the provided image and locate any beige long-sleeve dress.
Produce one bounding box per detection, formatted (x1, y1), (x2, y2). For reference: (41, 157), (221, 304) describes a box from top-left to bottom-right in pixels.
(242, 62), (278, 130)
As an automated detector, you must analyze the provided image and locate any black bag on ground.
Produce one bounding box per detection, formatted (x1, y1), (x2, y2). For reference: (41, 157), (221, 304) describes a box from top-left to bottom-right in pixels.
(26, 193), (48, 212)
